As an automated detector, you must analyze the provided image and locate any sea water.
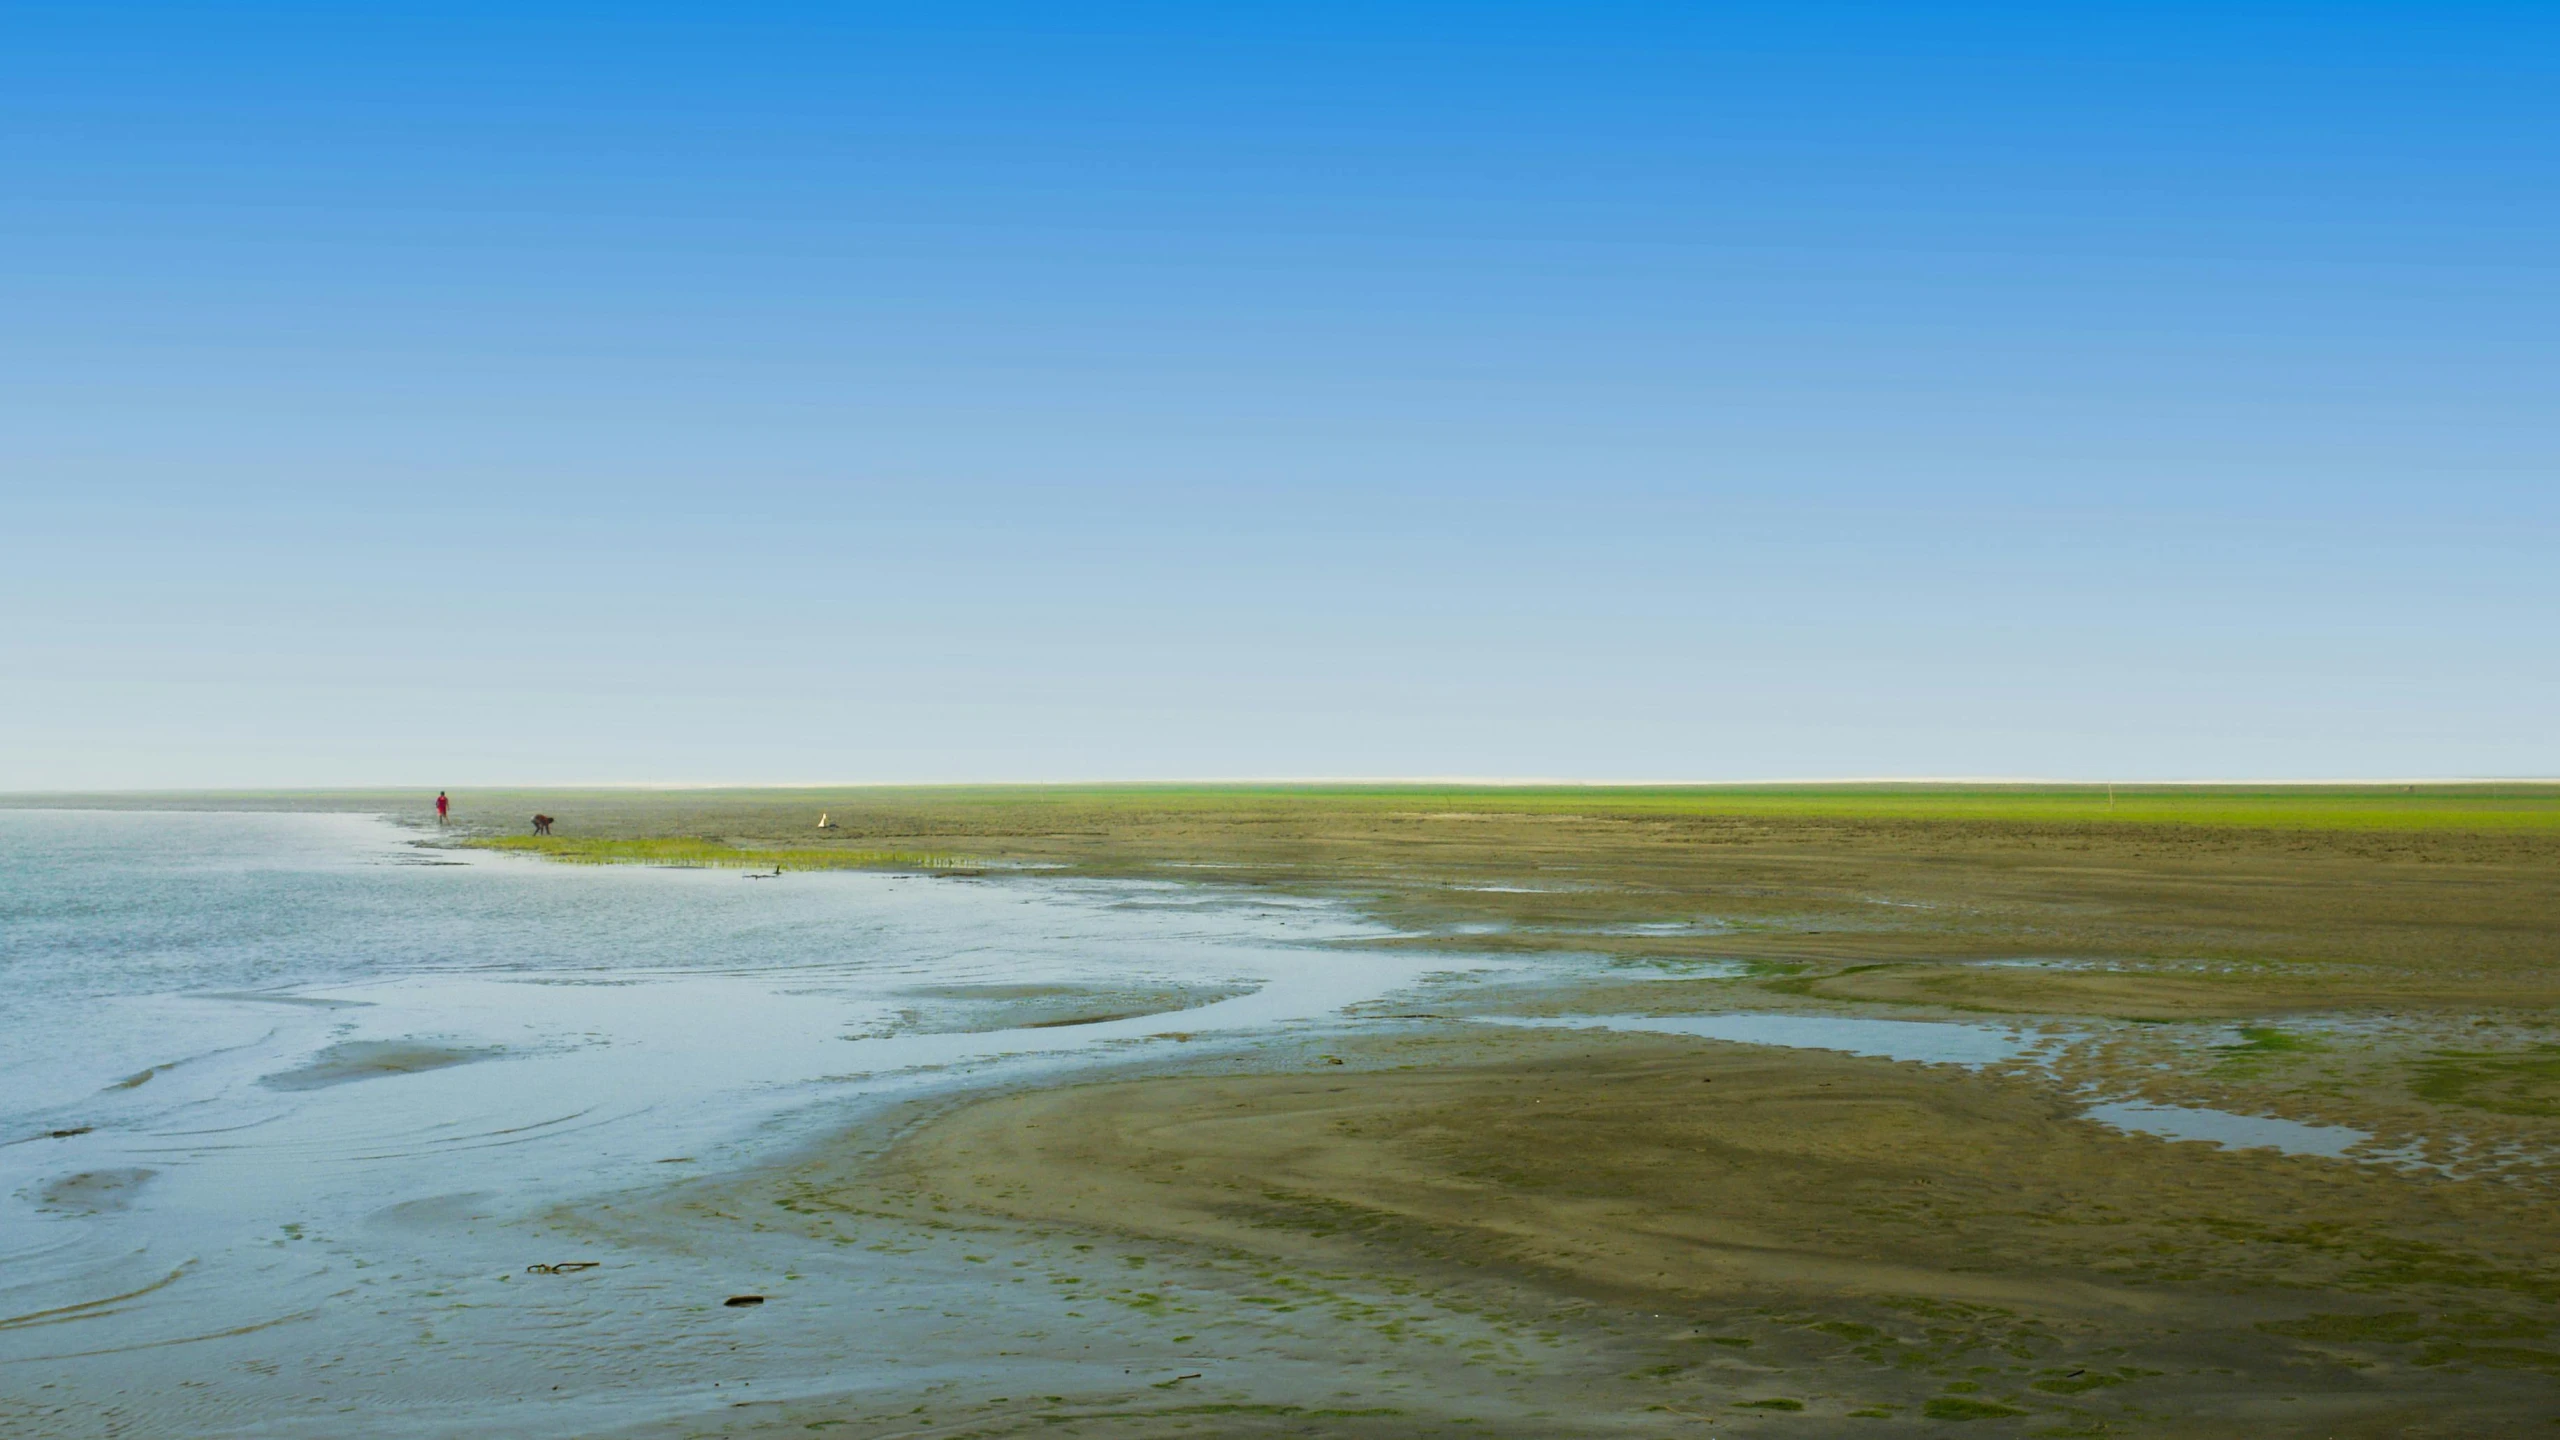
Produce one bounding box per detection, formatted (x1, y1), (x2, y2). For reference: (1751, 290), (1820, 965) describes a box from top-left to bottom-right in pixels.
(0, 810), (1433, 1436)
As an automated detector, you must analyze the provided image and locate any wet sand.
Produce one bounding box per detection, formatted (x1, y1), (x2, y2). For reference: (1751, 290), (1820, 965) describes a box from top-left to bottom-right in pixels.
(259, 1040), (505, 1090)
(606, 1026), (2554, 1437)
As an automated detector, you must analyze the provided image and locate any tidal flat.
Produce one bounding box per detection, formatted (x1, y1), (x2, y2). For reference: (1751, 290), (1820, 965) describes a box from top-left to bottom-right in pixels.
(5, 785), (2558, 1436)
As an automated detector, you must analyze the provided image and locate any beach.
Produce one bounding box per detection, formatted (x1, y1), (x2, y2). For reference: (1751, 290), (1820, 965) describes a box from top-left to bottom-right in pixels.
(4, 788), (2558, 1436)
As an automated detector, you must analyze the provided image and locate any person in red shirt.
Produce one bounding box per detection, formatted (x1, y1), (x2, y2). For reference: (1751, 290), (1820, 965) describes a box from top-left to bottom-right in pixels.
(436, 791), (450, 825)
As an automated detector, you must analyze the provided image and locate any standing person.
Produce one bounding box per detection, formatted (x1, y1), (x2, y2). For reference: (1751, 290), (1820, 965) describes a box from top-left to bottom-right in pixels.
(436, 791), (450, 825)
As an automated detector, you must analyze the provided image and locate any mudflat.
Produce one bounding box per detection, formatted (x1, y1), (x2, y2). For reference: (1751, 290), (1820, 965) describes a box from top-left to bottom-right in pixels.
(517, 785), (2560, 1437)
(831, 1029), (2557, 1434)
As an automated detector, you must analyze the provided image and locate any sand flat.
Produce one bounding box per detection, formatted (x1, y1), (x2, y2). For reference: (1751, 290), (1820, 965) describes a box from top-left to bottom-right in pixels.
(257, 1039), (504, 1090)
(727, 1024), (2560, 1434)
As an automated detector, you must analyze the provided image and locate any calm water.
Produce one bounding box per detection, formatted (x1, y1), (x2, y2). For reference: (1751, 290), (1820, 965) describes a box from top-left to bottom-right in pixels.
(2081, 1099), (2374, 1159)
(1483, 1014), (2390, 1161)
(0, 810), (1435, 1437)
(1479, 1011), (2041, 1067)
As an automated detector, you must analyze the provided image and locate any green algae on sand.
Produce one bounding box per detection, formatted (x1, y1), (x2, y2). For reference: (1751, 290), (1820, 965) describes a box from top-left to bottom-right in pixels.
(465, 835), (964, 871)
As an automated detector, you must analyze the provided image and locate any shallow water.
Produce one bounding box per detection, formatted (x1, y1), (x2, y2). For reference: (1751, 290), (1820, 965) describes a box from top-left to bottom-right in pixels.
(2080, 1099), (2374, 1159)
(0, 811), (1438, 1436)
(1479, 1012), (2406, 1163)
(1480, 1011), (2041, 1067)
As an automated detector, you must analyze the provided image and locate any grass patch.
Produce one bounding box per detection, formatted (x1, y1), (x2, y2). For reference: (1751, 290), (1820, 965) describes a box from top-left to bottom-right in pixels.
(465, 836), (962, 871)
(2213, 1026), (2325, 1075)
(2222, 1027), (2320, 1055)
(2411, 1047), (2560, 1117)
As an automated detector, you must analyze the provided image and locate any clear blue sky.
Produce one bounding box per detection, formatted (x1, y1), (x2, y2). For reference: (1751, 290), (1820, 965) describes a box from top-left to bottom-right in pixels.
(5, 2), (2553, 787)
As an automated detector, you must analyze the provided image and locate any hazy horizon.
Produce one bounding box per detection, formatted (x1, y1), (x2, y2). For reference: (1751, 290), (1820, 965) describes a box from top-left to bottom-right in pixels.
(8, 776), (2558, 798)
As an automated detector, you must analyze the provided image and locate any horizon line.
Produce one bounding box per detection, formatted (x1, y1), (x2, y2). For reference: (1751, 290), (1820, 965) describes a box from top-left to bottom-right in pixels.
(7, 775), (2559, 796)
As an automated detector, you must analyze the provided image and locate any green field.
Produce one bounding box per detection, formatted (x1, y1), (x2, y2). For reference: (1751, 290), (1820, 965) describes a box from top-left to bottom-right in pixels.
(464, 835), (961, 870)
(879, 782), (2560, 832)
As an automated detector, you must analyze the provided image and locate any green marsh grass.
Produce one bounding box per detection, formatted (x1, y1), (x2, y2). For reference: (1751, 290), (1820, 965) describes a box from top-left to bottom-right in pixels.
(520, 781), (2556, 834)
(995, 782), (2560, 833)
(2410, 1047), (2560, 1117)
(465, 836), (962, 871)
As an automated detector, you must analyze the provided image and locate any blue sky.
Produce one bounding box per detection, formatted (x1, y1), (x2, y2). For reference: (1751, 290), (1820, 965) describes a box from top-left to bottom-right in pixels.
(4, 2), (2553, 787)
